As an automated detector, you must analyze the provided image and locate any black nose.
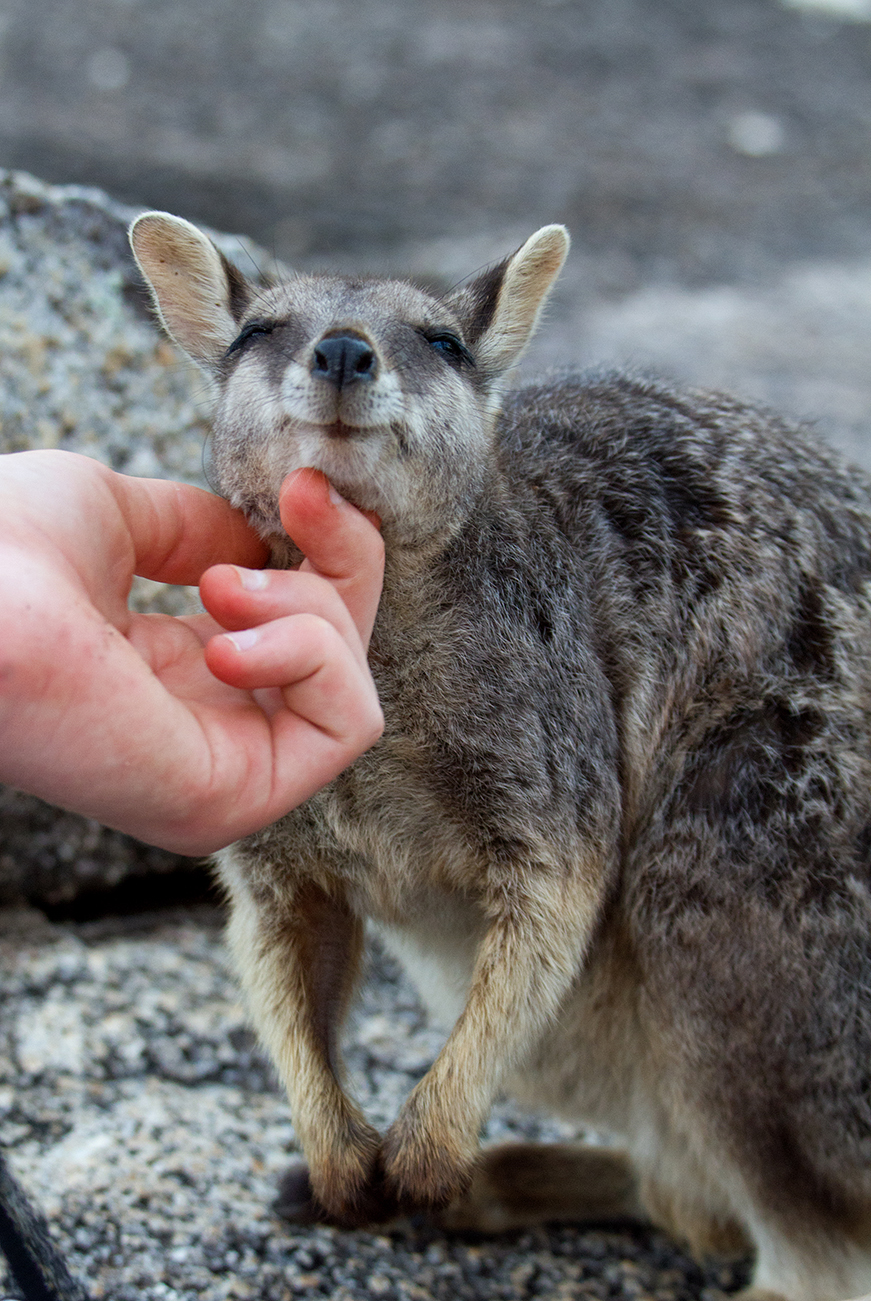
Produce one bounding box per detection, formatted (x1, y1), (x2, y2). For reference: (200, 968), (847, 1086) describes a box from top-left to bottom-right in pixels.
(312, 334), (377, 387)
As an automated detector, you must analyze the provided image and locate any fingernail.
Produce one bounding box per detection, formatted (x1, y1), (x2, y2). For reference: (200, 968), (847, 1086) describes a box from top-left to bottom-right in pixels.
(225, 627), (260, 652)
(327, 481), (347, 507)
(236, 566), (269, 591)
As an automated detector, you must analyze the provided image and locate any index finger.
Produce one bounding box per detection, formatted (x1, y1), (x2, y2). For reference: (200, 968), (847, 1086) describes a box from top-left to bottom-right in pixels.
(278, 469), (385, 648)
(111, 474), (269, 585)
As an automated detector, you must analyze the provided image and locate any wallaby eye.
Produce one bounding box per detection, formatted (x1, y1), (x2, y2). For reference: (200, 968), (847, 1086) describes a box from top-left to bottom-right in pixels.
(423, 331), (475, 369)
(225, 319), (275, 359)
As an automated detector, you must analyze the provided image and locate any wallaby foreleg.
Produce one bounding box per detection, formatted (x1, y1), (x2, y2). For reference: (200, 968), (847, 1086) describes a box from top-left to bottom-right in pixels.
(380, 859), (607, 1210)
(224, 873), (382, 1224)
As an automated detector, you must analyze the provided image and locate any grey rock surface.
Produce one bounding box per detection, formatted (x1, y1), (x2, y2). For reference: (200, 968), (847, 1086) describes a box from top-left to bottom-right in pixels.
(0, 168), (269, 907)
(0, 907), (747, 1300)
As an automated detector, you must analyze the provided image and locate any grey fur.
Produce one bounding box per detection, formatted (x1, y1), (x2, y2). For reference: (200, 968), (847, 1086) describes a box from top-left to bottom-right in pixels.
(131, 211), (871, 1301)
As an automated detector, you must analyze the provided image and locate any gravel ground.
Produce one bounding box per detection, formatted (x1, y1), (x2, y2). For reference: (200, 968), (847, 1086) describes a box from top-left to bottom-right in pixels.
(0, 908), (748, 1301)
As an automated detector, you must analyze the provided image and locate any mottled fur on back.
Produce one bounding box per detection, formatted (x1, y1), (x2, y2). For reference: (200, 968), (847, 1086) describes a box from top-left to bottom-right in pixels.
(132, 211), (871, 1301)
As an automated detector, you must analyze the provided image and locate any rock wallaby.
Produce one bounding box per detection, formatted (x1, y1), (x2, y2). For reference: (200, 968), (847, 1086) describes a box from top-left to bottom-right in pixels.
(131, 209), (871, 1301)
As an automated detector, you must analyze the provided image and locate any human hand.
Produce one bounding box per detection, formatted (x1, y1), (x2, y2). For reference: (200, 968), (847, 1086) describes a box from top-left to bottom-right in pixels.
(0, 451), (384, 854)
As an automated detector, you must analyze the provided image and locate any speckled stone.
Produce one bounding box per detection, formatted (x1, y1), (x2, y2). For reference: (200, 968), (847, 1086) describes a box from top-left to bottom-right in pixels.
(0, 907), (750, 1301)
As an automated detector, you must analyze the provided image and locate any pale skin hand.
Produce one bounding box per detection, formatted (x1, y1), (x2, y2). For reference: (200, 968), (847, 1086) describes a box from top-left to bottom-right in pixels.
(0, 450), (385, 855)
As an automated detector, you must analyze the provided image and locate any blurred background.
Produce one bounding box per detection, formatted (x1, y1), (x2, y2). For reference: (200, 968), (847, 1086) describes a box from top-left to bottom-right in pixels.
(3, 0), (871, 455)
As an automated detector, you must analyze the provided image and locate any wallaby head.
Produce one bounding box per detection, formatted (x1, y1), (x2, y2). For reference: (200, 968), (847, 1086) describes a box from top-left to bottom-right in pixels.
(129, 213), (568, 547)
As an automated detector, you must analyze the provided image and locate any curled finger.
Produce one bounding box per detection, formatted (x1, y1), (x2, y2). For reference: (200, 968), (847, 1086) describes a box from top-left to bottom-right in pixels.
(205, 612), (384, 749)
(200, 563), (368, 669)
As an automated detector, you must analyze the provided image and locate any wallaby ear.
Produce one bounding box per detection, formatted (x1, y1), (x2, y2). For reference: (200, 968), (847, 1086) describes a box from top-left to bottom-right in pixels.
(449, 225), (570, 377)
(129, 211), (252, 369)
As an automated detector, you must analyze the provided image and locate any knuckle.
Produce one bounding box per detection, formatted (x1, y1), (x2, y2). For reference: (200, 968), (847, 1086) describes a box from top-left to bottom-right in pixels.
(340, 692), (383, 755)
(365, 702), (385, 746)
(296, 610), (340, 654)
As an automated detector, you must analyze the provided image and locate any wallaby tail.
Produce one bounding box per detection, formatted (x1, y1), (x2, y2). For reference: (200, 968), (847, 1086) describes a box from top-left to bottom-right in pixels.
(0, 1150), (90, 1301)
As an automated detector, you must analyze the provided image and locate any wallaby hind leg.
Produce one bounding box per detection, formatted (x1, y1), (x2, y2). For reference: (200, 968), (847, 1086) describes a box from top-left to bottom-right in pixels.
(437, 1141), (644, 1234)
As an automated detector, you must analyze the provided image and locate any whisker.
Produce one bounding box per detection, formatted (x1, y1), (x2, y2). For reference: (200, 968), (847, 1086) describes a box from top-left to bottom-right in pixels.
(443, 255), (503, 298)
(234, 236), (266, 286)
(201, 433), (221, 494)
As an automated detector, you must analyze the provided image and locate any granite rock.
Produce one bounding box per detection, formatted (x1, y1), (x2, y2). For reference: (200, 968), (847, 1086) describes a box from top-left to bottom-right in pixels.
(0, 168), (270, 908)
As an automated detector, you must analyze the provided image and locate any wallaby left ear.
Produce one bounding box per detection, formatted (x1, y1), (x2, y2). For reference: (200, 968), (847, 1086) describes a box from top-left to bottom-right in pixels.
(449, 225), (570, 376)
(129, 211), (252, 370)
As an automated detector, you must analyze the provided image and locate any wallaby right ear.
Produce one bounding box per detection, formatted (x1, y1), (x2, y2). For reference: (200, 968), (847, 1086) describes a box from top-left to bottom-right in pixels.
(447, 225), (569, 378)
(129, 212), (252, 369)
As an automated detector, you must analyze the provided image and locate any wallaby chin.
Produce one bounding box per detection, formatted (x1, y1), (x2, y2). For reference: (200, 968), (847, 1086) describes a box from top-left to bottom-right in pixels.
(130, 211), (871, 1301)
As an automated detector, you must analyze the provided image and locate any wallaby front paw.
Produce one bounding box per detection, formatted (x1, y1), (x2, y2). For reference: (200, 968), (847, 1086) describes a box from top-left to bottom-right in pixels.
(274, 1159), (321, 1225)
(299, 1113), (393, 1228)
(275, 1156), (402, 1230)
(380, 1103), (477, 1212)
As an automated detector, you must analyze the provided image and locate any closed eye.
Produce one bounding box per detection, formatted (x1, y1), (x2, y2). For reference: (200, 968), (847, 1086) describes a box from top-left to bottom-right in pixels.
(225, 319), (275, 358)
(421, 330), (475, 369)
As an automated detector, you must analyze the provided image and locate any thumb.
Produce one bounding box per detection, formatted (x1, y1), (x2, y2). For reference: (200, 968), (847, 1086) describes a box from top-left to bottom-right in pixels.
(278, 469), (385, 649)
